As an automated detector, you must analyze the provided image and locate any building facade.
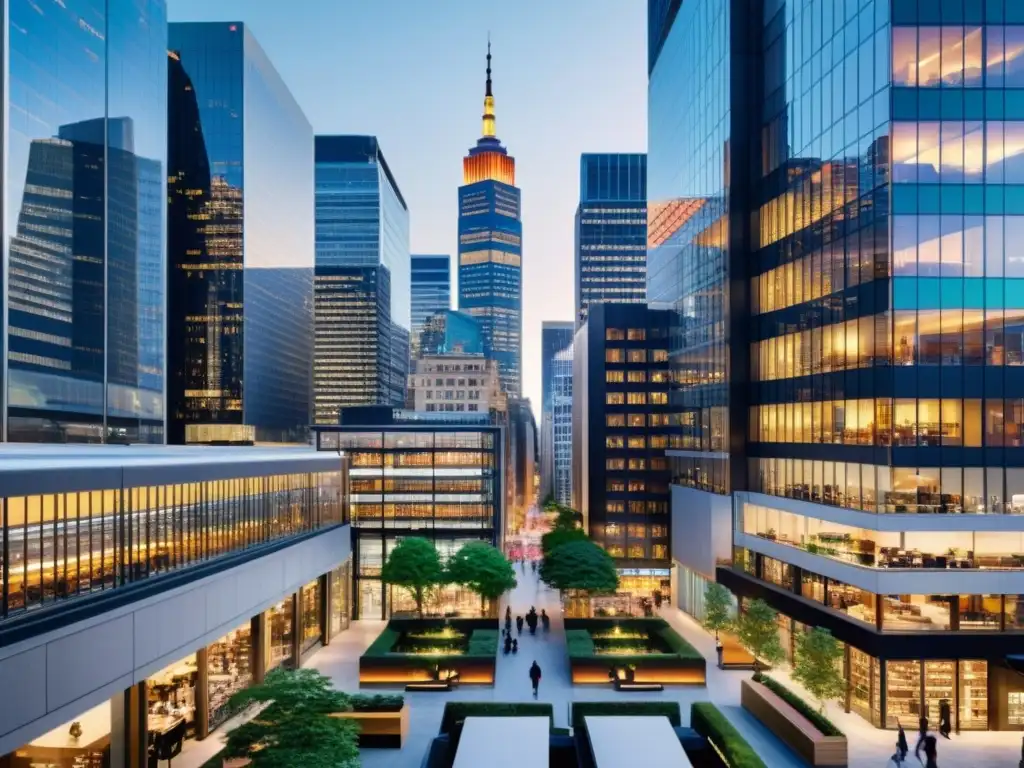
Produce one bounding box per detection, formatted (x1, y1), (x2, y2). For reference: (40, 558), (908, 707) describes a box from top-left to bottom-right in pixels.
(572, 303), (673, 603)
(316, 410), (504, 620)
(458, 44), (523, 396)
(507, 398), (538, 534)
(408, 355), (506, 415)
(4, 0), (168, 444)
(540, 321), (575, 501)
(313, 136), (410, 422)
(0, 445), (352, 766)
(167, 23), (314, 445)
(411, 255), (452, 360)
(575, 153), (648, 325)
(418, 310), (484, 357)
(651, 0), (1024, 731)
(551, 345), (574, 507)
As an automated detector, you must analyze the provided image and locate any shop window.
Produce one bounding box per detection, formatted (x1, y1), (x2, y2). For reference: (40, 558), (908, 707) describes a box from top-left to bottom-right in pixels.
(208, 624), (252, 731)
(301, 579), (322, 653)
(849, 647), (874, 722)
(886, 660), (922, 729)
(147, 654), (198, 740)
(267, 597), (295, 671)
(959, 661), (988, 730)
(883, 595), (951, 631)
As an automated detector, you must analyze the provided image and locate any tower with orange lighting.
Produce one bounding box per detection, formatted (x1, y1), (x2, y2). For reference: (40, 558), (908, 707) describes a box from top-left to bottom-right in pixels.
(458, 41), (522, 397)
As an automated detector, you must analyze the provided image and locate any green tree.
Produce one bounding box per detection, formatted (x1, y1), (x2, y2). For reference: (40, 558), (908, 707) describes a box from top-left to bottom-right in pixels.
(735, 598), (785, 680)
(793, 627), (846, 713)
(552, 505), (582, 531)
(223, 667), (359, 768)
(381, 537), (444, 618)
(540, 539), (619, 594)
(446, 541), (517, 616)
(702, 582), (733, 641)
(540, 524), (587, 556)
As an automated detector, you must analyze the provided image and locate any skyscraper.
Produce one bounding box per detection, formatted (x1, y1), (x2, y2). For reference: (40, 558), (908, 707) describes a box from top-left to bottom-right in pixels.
(650, 0), (1024, 732)
(575, 153), (648, 325)
(551, 344), (573, 507)
(167, 23), (314, 445)
(314, 136), (411, 422)
(411, 254), (452, 360)
(419, 310), (484, 357)
(540, 321), (574, 500)
(4, 0), (168, 443)
(458, 43), (523, 396)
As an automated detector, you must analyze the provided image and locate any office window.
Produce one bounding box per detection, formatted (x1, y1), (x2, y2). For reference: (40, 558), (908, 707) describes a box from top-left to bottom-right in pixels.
(627, 349), (647, 363)
(606, 459), (626, 470)
(606, 392), (625, 405)
(627, 328), (646, 341)
(606, 370), (625, 383)
(606, 349), (624, 363)
(606, 436), (625, 449)
(606, 414), (625, 427)
(606, 328), (625, 341)
(627, 392), (647, 405)
(627, 371), (646, 383)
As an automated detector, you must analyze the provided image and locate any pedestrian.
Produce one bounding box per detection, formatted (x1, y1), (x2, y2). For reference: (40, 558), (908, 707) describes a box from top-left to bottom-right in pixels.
(914, 716), (928, 761)
(505, 605), (512, 622)
(923, 733), (938, 768)
(938, 700), (951, 739)
(516, 615), (524, 635)
(505, 614), (512, 633)
(528, 660), (542, 698)
(511, 638), (518, 654)
(531, 560), (537, 574)
(541, 609), (550, 631)
(503, 634), (511, 655)
(890, 719), (908, 765)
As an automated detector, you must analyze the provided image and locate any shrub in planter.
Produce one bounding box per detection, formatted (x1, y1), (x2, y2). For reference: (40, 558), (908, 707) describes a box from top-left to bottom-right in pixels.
(690, 702), (767, 768)
(758, 676), (844, 737)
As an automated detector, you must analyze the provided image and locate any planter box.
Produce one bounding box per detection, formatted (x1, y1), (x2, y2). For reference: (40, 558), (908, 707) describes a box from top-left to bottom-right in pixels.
(740, 679), (847, 767)
(718, 632), (756, 669)
(358, 655), (495, 686)
(568, 654), (706, 685)
(332, 703), (410, 748)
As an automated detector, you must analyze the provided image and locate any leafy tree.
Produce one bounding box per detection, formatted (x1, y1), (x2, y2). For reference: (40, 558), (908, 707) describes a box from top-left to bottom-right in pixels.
(734, 598), (785, 680)
(540, 539), (619, 594)
(381, 537), (444, 618)
(703, 582), (733, 641)
(793, 627), (846, 713)
(541, 524), (587, 555)
(552, 505), (582, 531)
(223, 667), (359, 768)
(446, 541), (517, 615)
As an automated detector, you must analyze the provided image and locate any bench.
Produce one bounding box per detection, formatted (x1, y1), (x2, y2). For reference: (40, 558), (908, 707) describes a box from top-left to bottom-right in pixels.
(614, 681), (664, 692)
(406, 681), (451, 692)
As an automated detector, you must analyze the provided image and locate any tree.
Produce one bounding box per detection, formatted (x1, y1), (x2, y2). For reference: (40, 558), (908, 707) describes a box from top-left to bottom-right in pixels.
(540, 524), (587, 556)
(734, 598), (785, 680)
(380, 537), (444, 618)
(552, 504), (582, 531)
(223, 667), (359, 768)
(540, 539), (619, 594)
(793, 627), (846, 713)
(702, 582), (733, 641)
(446, 541), (517, 615)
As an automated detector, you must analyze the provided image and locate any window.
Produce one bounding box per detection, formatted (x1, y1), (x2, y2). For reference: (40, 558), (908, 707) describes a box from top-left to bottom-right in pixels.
(627, 480), (645, 492)
(628, 501), (646, 514)
(652, 350), (669, 362)
(606, 370), (624, 383)
(628, 414), (646, 427)
(606, 392), (625, 405)
(606, 459), (625, 470)
(627, 328), (646, 341)
(628, 458), (646, 470)
(650, 392), (669, 405)
(606, 414), (625, 427)
(606, 349), (624, 363)
(605, 501), (624, 513)
(627, 436), (646, 449)
(605, 436), (624, 449)
(627, 371), (646, 383)
(607, 479), (625, 492)
(627, 349), (647, 363)
(606, 328), (625, 341)
(627, 392), (647, 405)
(650, 435), (668, 449)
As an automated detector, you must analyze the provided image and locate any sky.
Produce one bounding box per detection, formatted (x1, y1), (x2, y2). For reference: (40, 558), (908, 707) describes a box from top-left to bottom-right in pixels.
(167, 0), (647, 410)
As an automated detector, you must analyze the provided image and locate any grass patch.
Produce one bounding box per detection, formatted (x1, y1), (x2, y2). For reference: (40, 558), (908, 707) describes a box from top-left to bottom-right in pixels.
(363, 626), (400, 656)
(690, 702), (767, 768)
(466, 629), (499, 656)
(758, 676), (844, 737)
(571, 701), (681, 728)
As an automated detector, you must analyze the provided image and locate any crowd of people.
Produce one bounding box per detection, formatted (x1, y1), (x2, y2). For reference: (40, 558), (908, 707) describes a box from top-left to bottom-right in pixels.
(891, 702), (952, 767)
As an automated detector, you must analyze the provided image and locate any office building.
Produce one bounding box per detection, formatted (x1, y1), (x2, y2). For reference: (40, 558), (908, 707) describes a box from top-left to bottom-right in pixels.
(408, 355), (506, 415)
(167, 23), (314, 445)
(507, 398), (537, 535)
(540, 321), (575, 501)
(0, 444), (351, 766)
(314, 135), (411, 421)
(411, 255), (452, 360)
(316, 409), (504, 619)
(551, 344), (574, 507)
(458, 43), (523, 396)
(572, 303), (673, 603)
(575, 154), (648, 325)
(650, 0), (1024, 731)
(419, 310), (484, 357)
(4, 0), (167, 444)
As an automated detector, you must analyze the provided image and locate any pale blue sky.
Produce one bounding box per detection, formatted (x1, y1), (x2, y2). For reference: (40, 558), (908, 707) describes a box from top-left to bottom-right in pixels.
(167, 0), (647, 408)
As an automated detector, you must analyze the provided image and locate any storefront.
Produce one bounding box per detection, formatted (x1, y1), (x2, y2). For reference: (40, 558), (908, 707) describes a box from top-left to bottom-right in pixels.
(329, 560), (352, 638)
(207, 624), (252, 731)
(0, 703), (110, 767)
(267, 597), (295, 671)
(300, 579), (323, 658)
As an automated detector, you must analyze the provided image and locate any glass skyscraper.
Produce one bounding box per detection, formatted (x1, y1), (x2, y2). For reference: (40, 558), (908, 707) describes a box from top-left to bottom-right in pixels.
(540, 321), (574, 500)
(314, 136), (410, 423)
(4, 0), (168, 443)
(575, 153), (648, 325)
(458, 44), (523, 397)
(411, 254), (451, 360)
(419, 310), (483, 357)
(652, 0), (1024, 732)
(167, 22), (314, 445)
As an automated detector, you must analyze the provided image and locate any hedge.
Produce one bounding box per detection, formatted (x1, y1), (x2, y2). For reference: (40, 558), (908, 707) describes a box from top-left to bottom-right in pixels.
(565, 629), (596, 656)
(466, 629), (499, 656)
(571, 701), (681, 728)
(654, 626), (702, 660)
(439, 702), (555, 735)
(759, 676), (844, 737)
(363, 626), (399, 656)
(349, 693), (404, 712)
(690, 702), (767, 768)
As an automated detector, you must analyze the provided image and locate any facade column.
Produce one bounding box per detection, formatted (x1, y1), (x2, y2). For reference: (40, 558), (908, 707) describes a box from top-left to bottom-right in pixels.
(109, 682), (147, 768)
(290, 591), (302, 667)
(196, 646), (210, 740)
(319, 573), (331, 646)
(251, 612), (267, 684)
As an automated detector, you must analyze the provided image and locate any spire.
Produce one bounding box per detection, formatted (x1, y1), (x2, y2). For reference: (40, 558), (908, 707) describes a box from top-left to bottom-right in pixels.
(482, 36), (496, 138)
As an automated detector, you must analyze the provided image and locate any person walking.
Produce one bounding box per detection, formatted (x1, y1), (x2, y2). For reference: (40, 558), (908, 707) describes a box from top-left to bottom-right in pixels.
(528, 660), (542, 698)
(914, 716), (928, 761)
(540, 609), (550, 631)
(531, 560), (537, 574)
(890, 719), (908, 765)
(938, 700), (951, 739)
(516, 615), (524, 635)
(505, 606), (512, 623)
(923, 733), (938, 768)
